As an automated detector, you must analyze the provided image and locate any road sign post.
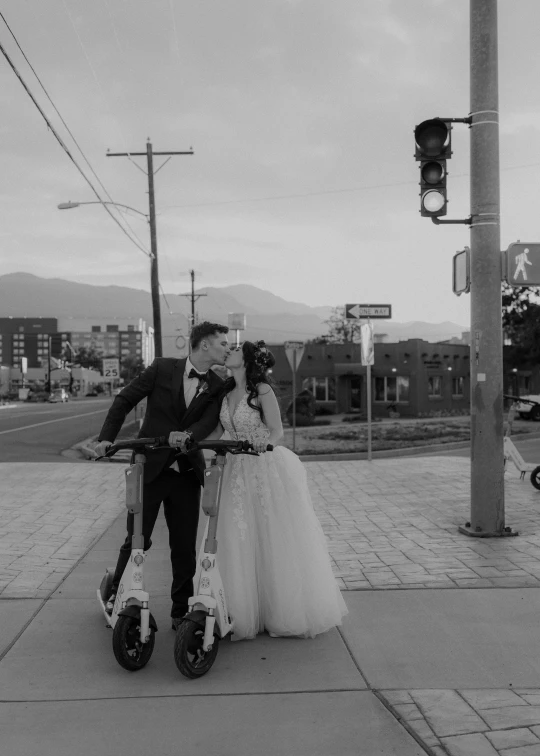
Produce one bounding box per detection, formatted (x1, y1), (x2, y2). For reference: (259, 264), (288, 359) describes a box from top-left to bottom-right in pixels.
(284, 341), (305, 452)
(228, 313), (246, 348)
(346, 306), (390, 461)
(360, 323), (374, 461)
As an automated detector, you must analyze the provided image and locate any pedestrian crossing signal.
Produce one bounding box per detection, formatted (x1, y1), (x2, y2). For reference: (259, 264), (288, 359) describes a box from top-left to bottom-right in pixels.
(414, 118), (452, 217)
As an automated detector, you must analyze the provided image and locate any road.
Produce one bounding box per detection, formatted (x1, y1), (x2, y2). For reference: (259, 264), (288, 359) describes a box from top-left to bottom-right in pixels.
(0, 398), (113, 462)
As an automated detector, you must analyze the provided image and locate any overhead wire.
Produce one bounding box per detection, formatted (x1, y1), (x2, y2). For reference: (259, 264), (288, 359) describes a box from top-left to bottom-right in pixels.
(0, 10), (150, 257)
(59, 0), (150, 248)
(0, 27), (151, 258)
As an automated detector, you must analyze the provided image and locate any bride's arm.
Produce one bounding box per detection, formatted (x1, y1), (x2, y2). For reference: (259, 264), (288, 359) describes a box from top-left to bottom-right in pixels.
(257, 384), (283, 446)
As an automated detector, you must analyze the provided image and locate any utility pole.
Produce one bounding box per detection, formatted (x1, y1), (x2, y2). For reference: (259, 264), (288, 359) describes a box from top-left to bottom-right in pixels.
(107, 140), (193, 358)
(459, 0), (515, 537)
(180, 269), (206, 352)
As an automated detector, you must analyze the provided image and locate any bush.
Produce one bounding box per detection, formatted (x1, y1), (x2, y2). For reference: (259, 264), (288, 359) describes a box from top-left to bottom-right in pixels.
(315, 405), (335, 416)
(286, 389), (317, 427)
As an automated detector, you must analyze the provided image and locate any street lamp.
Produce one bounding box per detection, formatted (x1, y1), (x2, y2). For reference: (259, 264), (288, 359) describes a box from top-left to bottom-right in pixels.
(58, 201), (149, 220)
(57, 199), (163, 359)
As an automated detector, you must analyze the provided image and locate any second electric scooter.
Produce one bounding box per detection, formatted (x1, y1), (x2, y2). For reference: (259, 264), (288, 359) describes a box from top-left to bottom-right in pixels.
(174, 438), (272, 678)
(96, 437), (165, 671)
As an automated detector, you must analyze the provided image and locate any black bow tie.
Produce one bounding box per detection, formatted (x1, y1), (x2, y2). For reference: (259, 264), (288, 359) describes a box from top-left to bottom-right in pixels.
(188, 369), (207, 381)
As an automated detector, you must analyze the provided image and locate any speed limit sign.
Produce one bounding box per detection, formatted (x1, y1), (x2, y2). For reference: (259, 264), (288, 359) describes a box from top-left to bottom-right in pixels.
(102, 358), (120, 380)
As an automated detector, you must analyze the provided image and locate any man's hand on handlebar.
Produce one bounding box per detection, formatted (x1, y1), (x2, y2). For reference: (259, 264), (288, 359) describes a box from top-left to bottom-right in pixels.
(95, 440), (113, 458)
(168, 431), (192, 453)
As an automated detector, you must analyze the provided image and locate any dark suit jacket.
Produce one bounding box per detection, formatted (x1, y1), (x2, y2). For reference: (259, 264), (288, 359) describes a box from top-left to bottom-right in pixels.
(98, 358), (224, 485)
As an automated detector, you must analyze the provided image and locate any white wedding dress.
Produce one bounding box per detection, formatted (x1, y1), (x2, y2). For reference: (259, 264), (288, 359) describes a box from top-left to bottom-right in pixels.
(215, 393), (348, 641)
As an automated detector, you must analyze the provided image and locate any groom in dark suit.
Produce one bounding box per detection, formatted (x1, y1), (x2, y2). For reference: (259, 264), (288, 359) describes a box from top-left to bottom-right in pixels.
(95, 321), (230, 628)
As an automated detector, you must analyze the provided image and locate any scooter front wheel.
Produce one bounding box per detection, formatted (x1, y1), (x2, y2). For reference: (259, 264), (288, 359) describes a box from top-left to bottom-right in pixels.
(174, 619), (219, 678)
(531, 466), (540, 490)
(112, 614), (155, 671)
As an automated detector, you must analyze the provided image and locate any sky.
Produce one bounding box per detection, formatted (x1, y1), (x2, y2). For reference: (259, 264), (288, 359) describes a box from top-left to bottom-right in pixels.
(1, 0), (539, 326)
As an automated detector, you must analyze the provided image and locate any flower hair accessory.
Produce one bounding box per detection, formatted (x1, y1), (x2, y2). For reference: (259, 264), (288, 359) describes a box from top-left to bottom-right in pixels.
(253, 340), (271, 369)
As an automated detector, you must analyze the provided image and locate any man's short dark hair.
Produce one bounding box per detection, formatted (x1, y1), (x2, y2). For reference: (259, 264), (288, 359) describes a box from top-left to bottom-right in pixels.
(190, 321), (229, 349)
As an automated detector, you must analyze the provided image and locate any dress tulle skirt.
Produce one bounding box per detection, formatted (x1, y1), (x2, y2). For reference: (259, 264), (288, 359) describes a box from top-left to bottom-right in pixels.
(215, 444), (348, 641)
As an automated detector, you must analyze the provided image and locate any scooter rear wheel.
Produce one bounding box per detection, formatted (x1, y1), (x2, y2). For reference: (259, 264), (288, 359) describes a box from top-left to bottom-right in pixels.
(174, 619), (219, 678)
(112, 614), (155, 671)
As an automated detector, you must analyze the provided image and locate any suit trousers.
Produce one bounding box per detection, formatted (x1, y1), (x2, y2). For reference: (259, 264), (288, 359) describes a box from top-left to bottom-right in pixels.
(111, 467), (201, 617)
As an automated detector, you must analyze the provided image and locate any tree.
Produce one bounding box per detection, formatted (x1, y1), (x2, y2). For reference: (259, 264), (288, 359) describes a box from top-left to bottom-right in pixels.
(72, 345), (103, 370)
(502, 283), (540, 367)
(308, 306), (362, 344)
(121, 354), (145, 383)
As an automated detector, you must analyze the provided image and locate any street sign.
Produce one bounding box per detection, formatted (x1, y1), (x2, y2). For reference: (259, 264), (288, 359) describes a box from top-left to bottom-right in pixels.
(102, 358), (120, 380)
(360, 323), (374, 366)
(284, 341), (305, 372)
(345, 304), (392, 319)
(228, 313), (246, 329)
(505, 243), (540, 286)
(453, 246), (470, 296)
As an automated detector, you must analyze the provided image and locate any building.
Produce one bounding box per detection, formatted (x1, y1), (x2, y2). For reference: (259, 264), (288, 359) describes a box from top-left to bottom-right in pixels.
(269, 339), (472, 418)
(0, 317), (58, 369)
(57, 318), (155, 366)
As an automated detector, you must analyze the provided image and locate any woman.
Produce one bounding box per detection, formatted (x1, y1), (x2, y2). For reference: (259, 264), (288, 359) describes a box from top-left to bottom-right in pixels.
(214, 340), (348, 641)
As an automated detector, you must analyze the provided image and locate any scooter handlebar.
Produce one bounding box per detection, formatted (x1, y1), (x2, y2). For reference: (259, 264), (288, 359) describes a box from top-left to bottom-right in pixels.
(96, 437), (272, 460)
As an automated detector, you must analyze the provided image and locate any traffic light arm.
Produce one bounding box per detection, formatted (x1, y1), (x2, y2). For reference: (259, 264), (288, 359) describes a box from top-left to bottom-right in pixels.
(432, 216), (473, 225)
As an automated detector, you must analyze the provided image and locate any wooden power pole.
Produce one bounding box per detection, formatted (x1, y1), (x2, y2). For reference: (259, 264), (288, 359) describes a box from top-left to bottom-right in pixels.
(107, 140), (193, 358)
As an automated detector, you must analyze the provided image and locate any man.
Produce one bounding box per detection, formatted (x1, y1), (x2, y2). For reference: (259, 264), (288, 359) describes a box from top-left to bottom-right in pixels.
(95, 321), (230, 630)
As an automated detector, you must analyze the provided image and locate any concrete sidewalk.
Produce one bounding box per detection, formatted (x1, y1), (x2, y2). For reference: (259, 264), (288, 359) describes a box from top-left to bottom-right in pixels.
(2, 457), (540, 755)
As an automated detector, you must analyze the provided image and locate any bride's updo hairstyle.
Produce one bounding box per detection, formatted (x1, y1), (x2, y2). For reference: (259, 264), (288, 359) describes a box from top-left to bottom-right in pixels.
(225, 340), (276, 420)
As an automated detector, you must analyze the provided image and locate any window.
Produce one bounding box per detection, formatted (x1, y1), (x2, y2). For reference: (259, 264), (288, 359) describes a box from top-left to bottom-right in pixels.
(91, 326), (101, 333)
(301, 377), (336, 401)
(452, 377), (464, 396)
(375, 376), (410, 402)
(127, 325), (135, 332)
(428, 375), (442, 397)
(106, 325), (119, 332)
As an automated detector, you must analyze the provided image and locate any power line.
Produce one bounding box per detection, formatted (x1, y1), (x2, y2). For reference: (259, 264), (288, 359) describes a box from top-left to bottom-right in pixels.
(0, 10), (149, 257)
(0, 22), (151, 258)
(159, 162), (540, 211)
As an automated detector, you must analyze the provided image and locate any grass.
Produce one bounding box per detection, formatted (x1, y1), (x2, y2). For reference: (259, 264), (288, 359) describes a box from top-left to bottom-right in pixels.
(281, 418), (534, 456)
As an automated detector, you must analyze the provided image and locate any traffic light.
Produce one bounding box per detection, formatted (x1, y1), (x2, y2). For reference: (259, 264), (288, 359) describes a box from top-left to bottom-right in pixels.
(414, 118), (452, 217)
(50, 334), (63, 358)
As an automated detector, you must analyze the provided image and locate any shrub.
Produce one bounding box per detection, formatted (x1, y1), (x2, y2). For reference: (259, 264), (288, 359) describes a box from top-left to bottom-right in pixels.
(286, 389), (317, 427)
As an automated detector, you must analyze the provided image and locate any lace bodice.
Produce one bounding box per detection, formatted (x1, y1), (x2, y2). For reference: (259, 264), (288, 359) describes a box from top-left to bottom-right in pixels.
(220, 394), (270, 445)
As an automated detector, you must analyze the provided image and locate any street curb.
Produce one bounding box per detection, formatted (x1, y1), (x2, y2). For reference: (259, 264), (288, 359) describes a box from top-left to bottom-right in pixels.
(0, 404), (17, 410)
(297, 429), (540, 463)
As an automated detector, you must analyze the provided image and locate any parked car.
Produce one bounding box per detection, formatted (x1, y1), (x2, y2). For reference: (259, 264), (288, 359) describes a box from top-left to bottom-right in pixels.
(85, 389), (99, 397)
(48, 388), (69, 403)
(514, 395), (540, 421)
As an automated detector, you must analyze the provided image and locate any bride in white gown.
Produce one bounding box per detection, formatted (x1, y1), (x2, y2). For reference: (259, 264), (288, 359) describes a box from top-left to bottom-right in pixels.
(214, 340), (348, 641)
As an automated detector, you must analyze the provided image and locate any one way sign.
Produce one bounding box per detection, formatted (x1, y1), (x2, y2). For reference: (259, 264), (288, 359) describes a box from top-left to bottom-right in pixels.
(345, 304), (392, 319)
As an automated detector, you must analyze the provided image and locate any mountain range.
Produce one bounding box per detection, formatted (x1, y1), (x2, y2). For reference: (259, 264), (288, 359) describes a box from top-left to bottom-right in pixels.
(0, 273), (468, 357)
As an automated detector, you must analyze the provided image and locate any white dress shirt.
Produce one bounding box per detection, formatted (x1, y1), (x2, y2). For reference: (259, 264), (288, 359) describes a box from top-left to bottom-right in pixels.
(170, 358), (205, 472)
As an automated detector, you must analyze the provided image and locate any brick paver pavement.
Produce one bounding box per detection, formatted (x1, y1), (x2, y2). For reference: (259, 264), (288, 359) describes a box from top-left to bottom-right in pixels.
(0, 463), (124, 598)
(307, 456), (540, 591)
(3, 454), (540, 755)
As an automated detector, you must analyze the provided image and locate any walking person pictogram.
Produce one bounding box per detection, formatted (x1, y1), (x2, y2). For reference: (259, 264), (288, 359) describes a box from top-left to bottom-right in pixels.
(514, 248), (532, 281)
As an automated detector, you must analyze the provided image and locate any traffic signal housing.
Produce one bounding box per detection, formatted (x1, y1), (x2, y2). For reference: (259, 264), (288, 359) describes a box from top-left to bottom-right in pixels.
(414, 118), (452, 218)
(50, 333), (63, 358)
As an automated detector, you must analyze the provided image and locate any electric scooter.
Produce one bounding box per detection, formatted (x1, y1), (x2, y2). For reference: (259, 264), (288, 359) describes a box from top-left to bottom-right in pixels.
(174, 438), (273, 679)
(96, 437), (167, 671)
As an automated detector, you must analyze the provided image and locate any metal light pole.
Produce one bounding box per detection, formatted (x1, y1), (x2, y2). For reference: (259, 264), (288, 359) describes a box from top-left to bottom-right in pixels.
(459, 0), (515, 537)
